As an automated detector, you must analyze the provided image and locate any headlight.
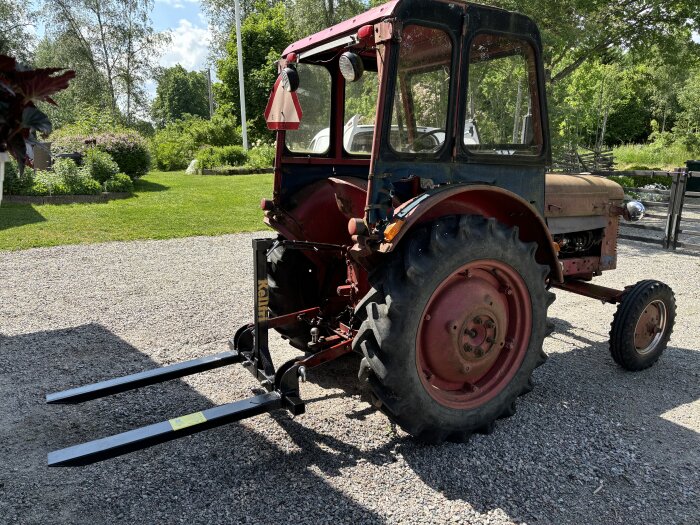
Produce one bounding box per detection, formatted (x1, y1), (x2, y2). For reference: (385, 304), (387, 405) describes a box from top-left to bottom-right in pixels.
(624, 200), (645, 221)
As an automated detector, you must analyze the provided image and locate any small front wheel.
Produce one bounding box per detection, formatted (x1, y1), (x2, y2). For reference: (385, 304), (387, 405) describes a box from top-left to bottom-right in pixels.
(609, 280), (676, 371)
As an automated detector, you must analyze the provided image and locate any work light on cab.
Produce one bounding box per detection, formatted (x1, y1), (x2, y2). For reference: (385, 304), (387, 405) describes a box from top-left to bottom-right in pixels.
(339, 52), (364, 82)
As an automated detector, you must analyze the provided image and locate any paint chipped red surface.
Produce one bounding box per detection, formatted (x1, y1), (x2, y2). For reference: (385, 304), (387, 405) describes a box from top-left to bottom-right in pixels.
(281, 0), (401, 56)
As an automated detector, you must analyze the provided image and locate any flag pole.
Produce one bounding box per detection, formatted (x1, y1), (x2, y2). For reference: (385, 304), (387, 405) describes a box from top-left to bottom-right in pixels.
(234, 0), (248, 150)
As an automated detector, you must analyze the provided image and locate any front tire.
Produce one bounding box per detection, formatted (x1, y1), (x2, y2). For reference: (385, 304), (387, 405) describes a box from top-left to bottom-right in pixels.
(354, 216), (554, 443)
(609, 280), (676, 371)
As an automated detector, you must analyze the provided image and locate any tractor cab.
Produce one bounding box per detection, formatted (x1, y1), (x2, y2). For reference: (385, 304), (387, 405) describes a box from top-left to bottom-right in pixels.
(265, 0), (551, 247)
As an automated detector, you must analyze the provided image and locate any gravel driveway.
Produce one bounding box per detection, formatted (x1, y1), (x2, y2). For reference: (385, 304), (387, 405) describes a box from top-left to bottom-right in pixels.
(1, 234), (698, 524)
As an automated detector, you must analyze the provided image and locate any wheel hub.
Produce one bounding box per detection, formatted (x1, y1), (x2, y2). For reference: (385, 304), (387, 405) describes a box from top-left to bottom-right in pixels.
(634, 299), (667, 354)
(458, 312), (503, 360)
(416, 259), (533, 409)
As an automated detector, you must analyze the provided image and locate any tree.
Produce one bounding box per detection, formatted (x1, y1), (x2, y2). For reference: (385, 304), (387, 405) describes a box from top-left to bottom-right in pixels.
(33, 33), (112, 129)
(40, 0), (167, 122)
(200, 0), (279, 59)
(0, 0), (34, 63)
(215, 1), (293, 140)
(151, 65), (210, 127)
(286, 0), (367, 38)
(491, 0), (700, 84)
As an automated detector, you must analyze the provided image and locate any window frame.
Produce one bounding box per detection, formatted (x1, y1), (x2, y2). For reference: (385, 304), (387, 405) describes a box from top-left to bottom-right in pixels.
(458, 30), (548, 164)
(384, 22), (458, 160)
(284, 62), (334, 157)
(342, 67), (379, 157)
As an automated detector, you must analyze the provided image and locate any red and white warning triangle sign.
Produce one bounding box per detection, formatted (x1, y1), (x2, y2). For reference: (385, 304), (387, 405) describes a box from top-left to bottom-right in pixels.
(264, 76), (303, 131)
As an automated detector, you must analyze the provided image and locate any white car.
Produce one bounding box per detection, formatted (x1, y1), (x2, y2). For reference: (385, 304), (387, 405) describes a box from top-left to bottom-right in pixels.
(310, 115), (481, 154)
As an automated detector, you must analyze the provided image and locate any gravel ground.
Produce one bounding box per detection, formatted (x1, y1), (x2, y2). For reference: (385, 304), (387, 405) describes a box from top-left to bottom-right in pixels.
(0, 233), (698, 525)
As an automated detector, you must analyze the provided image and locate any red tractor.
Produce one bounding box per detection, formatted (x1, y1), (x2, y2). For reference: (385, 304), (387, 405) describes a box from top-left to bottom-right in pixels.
(47, 0), (676, 465)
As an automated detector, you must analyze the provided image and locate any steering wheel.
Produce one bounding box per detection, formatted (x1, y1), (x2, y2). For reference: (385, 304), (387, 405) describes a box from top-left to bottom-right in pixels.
(412, 129), (445, 152)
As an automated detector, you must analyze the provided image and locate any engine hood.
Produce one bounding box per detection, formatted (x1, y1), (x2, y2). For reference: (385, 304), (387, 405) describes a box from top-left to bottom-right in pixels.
(544, 173), (624, 218)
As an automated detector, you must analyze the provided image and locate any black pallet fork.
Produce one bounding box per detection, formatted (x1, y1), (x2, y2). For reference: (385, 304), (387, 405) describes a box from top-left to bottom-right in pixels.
(47, 238), (354, 467)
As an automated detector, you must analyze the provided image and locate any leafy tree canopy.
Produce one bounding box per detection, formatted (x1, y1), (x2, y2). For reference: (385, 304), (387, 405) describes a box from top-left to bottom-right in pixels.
(151, 65), (210, 128)
(215, 1), (293, 140)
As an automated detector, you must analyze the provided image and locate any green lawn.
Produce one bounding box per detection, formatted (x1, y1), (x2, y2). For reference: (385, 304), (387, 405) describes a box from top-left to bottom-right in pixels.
(0, 171), (273, 251)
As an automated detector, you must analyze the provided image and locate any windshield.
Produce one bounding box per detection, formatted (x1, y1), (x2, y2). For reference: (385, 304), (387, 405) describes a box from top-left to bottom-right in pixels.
(285, 63), (332, 154)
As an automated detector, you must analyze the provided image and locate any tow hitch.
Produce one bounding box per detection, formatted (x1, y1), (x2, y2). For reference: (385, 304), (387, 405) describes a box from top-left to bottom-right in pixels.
(47, 238), (354, 466)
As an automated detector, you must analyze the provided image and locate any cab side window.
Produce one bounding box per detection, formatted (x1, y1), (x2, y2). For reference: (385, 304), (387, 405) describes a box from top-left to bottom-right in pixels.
(389, 25), (453, 154)
(465, 34), (543, 156)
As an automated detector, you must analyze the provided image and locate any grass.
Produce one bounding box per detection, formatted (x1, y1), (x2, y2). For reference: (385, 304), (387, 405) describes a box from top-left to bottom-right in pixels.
(613, 143), (696, 171)
(0, 171), (273, 251)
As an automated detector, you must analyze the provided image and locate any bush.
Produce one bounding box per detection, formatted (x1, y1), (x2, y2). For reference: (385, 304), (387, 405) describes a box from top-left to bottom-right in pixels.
(52, 130), (151, 179)
(195, 145), (248, 169)
(608, 175), (672, 189)
(4, 157), (102, 196)
(151, 125), (196, 171)
(104, 173), (134, 193)
(82, 149), (119, 183)
(98, 132), (151, 178)
(30, 170), (70, 195)
(150, 113), (242, 171)
(246, 143), (275, 169)
(66, 174), (102, 195)
(2, 158), (32, 195)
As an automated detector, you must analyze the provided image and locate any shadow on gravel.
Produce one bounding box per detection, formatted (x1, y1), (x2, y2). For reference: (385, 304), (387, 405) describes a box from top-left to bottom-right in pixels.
(394, 318), (700, 523)
(0, 324), (383, 524)
(2, 322), (697, 524)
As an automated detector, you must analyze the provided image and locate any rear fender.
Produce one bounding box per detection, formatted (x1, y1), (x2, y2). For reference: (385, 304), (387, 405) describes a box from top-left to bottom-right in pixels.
(380, 185), (563, 283)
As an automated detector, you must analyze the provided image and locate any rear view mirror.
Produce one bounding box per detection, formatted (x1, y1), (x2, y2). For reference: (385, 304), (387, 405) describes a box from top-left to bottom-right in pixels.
(281, 66), (300, 92)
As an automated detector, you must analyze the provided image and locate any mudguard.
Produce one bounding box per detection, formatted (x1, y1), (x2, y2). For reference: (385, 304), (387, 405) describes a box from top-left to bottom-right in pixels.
(379, 184), (563, 283)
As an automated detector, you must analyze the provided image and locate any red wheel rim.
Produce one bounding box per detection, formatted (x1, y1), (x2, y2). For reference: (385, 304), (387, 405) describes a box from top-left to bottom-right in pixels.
(416, 260), (532, 409)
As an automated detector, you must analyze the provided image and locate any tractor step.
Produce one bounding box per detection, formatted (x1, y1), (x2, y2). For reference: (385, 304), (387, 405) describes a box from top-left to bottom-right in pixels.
(48, 391), (301, 466)
(46, 351), (241, 404)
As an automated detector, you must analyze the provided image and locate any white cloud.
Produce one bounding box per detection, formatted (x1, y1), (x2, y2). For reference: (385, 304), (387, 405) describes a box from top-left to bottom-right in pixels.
(159, 19), (212, 71)
(694, 32), (700, 44)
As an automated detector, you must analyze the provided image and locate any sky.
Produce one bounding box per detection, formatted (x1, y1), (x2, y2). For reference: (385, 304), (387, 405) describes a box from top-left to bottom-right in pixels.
(151, 0), (213, 72)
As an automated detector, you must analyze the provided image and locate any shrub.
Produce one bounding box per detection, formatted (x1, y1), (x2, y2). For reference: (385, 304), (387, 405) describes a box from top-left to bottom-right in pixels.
(150, 113), (242, 171)
(104, 173), (134, 193)
(151, 126), (196, 171)
(52, 130), (151, 179)
(2, 158), (32, 195)
(195, 145), (248, 169)
(246, 143), (275, 169)
(98, 132), (151, 178)
(30, 170), (70, 195)
(66, 174), (102, 195)
(82, 149), (119, 183)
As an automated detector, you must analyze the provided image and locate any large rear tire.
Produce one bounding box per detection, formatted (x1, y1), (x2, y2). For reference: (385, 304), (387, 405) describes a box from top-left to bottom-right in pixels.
(354, 216), (555, 443)
(267, 239), (318, 350)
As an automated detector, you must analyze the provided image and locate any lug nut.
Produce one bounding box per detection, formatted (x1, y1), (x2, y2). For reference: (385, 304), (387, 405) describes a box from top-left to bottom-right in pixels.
(485, 320), (495, 329)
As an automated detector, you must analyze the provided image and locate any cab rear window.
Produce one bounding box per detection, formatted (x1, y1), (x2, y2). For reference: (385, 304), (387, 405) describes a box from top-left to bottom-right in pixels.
(285, 64), (332, 155)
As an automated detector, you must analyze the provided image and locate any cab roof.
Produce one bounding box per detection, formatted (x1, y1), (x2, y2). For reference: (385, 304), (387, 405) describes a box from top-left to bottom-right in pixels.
(281, 0), (400, 57)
